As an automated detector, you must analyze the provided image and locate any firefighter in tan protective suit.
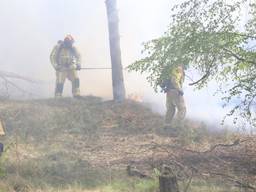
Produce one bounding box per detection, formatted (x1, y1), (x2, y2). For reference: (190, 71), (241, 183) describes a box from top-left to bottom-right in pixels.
(0, 119), (5, 155)
(161, 65), (186, 127)
(50, 35), (81, 98)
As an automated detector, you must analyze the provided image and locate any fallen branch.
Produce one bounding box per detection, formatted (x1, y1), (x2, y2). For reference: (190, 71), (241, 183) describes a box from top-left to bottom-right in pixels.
(0, 70), (39, 97)
(0, 76), (37, 97)
(151, 139), (248, 156)
(126, 165), (152, 179)
(209, 172), (256, 190)
(185, 139), (242, 154)
(0, 70), (37, 83)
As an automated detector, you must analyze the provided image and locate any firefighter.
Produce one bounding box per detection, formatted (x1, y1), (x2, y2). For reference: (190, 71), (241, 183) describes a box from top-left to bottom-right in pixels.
(161, 64), (186, 128)
(0, 119), (5, 155)
(50, 35), (81, 98)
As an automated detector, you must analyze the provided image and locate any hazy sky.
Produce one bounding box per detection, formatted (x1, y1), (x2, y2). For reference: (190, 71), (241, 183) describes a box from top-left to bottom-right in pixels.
(0, 0), (231, 126)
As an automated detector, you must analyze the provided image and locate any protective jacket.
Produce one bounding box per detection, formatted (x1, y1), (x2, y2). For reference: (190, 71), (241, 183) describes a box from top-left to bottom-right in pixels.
(169, 66), (185, 90)
(50, 44), (81, 70)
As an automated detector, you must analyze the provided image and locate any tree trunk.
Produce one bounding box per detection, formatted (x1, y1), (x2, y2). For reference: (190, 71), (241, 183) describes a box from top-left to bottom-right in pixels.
(159, 166), (179, 192)
(105, 0), (126, 102)
(159, 175), (179, 192)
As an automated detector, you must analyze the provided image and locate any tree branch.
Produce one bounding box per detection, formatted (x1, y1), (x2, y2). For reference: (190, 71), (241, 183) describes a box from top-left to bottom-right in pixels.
(223, 48), (256, 65)
(188, 72), (210, 86)
(189, 56), (216, 86)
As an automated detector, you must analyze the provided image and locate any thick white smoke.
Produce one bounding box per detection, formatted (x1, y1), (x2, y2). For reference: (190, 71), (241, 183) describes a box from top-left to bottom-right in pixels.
(0, 0), (231, 126)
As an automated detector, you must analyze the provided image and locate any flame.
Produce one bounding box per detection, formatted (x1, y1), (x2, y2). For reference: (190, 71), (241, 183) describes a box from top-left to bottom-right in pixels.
(127, 93), (143, 102)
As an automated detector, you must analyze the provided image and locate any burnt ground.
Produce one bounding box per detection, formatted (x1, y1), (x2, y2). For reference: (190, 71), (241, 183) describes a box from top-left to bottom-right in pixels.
(0, 96), (255, 190)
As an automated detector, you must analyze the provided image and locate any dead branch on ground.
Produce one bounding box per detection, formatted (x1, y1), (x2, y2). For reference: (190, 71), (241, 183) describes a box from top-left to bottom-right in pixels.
(0, 70), (38, 97)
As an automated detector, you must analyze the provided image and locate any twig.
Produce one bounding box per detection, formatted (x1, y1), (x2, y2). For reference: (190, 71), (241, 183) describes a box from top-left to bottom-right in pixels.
(184, 170), (194, 192)
(185, 74), (195, 82)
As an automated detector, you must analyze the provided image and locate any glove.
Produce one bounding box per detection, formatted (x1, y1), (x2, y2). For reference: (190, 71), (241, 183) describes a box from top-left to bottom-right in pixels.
(160, 79), (171, 93)
(76, 65), (81, 70)
(178, 89), (184, 96)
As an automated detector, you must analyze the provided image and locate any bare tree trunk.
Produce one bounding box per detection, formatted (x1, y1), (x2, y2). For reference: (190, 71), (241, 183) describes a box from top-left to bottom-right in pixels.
(159, 175), (179, 192)
(159, 166), (179, 192)
(105, 0), (126, 102)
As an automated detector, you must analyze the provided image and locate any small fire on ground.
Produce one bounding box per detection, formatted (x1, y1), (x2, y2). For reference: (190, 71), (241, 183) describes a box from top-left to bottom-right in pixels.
(128, 93), (143, 102)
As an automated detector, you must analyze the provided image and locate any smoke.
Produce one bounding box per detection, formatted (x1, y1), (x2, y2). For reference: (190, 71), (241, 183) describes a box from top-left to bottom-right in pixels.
(0, 0), (231, 126)
(0, 0), (113, 98)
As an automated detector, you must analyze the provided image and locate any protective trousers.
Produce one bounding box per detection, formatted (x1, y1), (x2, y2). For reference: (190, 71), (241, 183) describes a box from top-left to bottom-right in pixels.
(55, 70), (80, 97)
(165, 89), (186, 126)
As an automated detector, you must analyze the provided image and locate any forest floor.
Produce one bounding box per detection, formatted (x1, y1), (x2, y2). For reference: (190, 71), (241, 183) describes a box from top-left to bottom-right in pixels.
(0, 96), (255, 192)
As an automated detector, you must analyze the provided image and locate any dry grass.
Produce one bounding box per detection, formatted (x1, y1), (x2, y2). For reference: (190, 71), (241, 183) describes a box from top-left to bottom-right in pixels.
(0, 96), (254, 192)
